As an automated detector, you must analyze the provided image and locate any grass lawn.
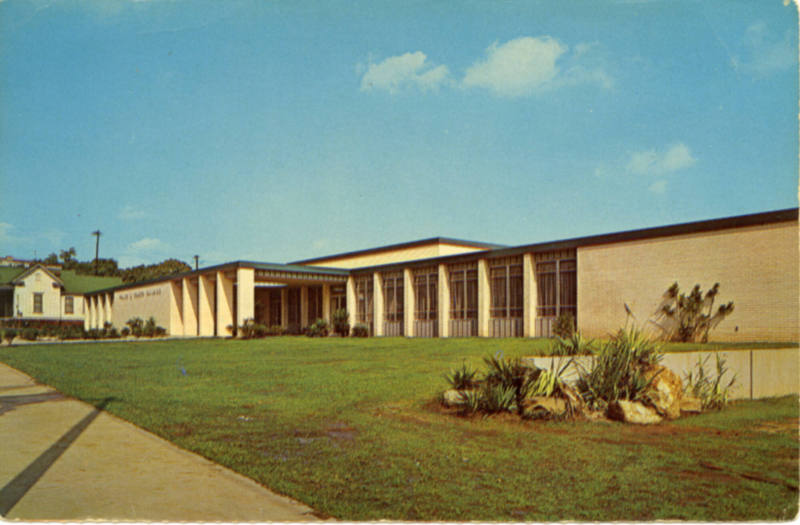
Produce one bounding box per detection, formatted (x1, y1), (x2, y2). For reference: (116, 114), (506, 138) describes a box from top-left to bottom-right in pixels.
(0, 337), (797, 521)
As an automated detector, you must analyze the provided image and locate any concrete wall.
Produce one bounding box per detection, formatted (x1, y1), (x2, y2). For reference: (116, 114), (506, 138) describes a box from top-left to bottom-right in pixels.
(112, 282), (174, 332)
(577, 221), (799, 342)
(528, 348), (799, 400)
(299, 242), (488, 269)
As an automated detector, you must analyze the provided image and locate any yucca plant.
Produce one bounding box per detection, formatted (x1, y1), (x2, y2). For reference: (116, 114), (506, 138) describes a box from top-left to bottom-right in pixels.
(483, 352), (536, 414)
(445, 361), (479, 390)
(575, 326), (663, 411)
(684, 353), (736, 410)
(479, 382), (518, 414)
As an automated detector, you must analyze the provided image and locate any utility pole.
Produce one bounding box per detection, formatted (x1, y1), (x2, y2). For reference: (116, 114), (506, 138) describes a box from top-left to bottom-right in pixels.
(194, 255), (199, 271)
(92, 230), (102, 275)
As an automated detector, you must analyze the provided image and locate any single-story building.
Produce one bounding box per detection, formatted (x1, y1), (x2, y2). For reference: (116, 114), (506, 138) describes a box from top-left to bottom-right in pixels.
(0, 262), (122, 326)
(77, 207), (798, 342)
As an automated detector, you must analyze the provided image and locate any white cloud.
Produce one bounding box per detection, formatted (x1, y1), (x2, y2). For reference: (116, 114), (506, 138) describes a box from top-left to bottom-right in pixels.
(463, 37), (566, 97)
(118, 204), (147, 220)
(626, 143), (696, 176)
(733, 21), (795, 76)
(129, 237), (168, 252)
(360, 52), (451, 94)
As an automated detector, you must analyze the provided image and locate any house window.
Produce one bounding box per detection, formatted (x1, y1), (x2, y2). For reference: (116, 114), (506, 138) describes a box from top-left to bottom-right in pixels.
(65, 296), (74, 314)
(414, 270), (437, 320)
(449, 265), (478, 320)
(490, 258), (523, 319)
(382, 272), (404, 322)
(33, 293), (43, 314)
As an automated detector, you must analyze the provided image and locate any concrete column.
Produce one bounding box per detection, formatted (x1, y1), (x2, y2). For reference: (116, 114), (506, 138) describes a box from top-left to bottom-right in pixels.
(236, 268), (255, 336)
(373, 273), (384, 336)
(322, 284), (331, 322)
(523, 253), (536, 338)
(198, 273), (215, 336)
(96, 295), (105, 329)
(104, 293), (113, 329)
(346, 276), (356, 334)
(169, 281), (184, 336)
(182, 277), (198, 336)
(280, 288), (288, 328)
(403, 268), (414, 337)
(216, 271), (234, 337)
(84, 297), (91, 331)
(438, 263), (450, 338)
(478, 258), (490, 337)
(300, 286), (309, 327)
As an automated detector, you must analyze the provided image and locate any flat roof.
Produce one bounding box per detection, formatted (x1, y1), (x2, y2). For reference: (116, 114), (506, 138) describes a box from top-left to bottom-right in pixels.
(290, 237), (506, 265)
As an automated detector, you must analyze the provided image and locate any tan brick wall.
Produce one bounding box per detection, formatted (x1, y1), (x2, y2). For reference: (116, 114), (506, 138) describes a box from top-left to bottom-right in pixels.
(577, 221), (799, 342)
(112, 282), (174, 332)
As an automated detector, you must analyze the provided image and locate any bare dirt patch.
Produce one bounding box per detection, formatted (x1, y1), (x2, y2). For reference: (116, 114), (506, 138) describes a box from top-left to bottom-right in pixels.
(754, 418), (799, 435)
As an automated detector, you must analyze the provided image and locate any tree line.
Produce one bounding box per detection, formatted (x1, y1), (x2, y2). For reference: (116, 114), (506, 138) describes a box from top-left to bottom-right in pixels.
(40, 247), (191, 283)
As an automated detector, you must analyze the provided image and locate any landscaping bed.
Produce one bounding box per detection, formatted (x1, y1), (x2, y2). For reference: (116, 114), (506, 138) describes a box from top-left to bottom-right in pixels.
(0, 337), (797, 521)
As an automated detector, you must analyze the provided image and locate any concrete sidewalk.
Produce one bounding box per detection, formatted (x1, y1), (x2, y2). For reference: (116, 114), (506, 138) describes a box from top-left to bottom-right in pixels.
(0, 362), (322, 521)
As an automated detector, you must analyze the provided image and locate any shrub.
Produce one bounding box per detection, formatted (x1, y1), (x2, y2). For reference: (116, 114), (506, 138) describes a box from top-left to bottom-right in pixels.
(652, 282), (735, 343)
(126, 317), (144, 337)
(332, 309), (350, 337)
(550, 331), (595, 356)
(239, 318), (260, 339)
(2, 329), (17, 344)
(445, 362), (479, 390)
(266, 325), (284, 336)
(575, 326), (662, 411)
(553, 312), (575, 338)
(120, 327), (131, 337)
(307, 318), (330, 338)
(20, 328), (38, 341)
(684, 353), (737, 410)
(154, 326), (167, 337)
(351, 323), (369, 337)
(143, 317), (157, 337)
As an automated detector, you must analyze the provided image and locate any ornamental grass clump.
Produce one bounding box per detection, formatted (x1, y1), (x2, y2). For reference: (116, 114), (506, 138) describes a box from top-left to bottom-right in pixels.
(684, 353), (736, 410)
(575, 326), (663, 411)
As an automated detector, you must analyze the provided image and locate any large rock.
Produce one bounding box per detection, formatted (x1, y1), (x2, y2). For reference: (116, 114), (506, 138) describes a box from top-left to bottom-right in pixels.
(442, 389), (467, 407)
(642, 365), (683, 419)
(524, 396), (569, 417)
(607, 400), (663, 424)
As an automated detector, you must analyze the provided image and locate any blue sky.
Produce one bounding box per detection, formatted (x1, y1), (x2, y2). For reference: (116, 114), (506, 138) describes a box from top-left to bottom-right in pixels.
(1, 0), (797, 268)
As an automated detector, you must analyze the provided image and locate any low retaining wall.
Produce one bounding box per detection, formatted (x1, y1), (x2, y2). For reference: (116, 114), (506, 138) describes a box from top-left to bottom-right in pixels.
(526, 348), (799, 400)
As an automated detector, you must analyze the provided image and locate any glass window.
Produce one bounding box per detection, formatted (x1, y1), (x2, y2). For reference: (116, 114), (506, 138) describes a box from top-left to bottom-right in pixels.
(383, 273), (403, 322)
(490, 258), (523, 319)
(449, 266), (478, 320)
(65, 295), (74, 314)
(356, 276), (373, 323)
(33, 293), (43, 314)
(414, 270), (437, 320)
